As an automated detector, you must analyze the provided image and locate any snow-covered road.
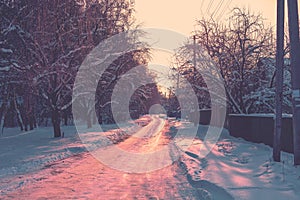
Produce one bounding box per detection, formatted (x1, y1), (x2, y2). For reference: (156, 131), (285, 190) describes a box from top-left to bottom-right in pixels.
(0, 116), (203, 199)
(1, 116), (300, 199)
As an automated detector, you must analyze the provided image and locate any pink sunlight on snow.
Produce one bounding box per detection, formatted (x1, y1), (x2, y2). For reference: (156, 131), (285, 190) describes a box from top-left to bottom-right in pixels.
(1, 119), (300, 199)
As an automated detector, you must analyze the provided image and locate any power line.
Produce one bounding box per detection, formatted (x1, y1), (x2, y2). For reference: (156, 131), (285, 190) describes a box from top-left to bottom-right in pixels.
(216, 0), (232, 20)
(201, 0), (205, 9)
(211, 0), (225, 19)
(206, 0), (214, 15)
(216, 0), (232, 21)
(200, 0), (206, 16)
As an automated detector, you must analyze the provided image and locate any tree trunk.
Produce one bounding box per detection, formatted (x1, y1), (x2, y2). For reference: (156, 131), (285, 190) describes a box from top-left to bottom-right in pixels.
(63, 110), (68, 126)
(24, 117), (28, 131)
(33, 116), (37, 128)
(52, 109), (61, 138)
(98, 114), (103, 124)
(93, 112), (97, 125)
(0, 106), (6, 135)
(29, 114), (34, 130)
(14, 98), (24, 131)
(29, 107), (36, 130)
(23, 112), (35, 131)
(87, 112), (92, 129)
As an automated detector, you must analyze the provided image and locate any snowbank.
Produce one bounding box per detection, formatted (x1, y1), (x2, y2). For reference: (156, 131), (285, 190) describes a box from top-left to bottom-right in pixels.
(0, 116), (151, 179)
(179, 124), (300, 199)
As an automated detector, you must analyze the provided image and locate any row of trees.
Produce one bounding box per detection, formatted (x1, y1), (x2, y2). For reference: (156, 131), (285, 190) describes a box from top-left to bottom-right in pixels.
(173, 8), (292, 114)
(0, 0), (158, 137)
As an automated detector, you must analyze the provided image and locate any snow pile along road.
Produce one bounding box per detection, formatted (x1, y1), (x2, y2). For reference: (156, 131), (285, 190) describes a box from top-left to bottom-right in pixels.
(0, 116), (151, 179)
(178, 123), (300, 200)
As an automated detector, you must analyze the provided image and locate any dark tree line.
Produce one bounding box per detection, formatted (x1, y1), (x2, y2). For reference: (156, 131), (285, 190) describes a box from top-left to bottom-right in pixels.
(0, 0), (158, 137)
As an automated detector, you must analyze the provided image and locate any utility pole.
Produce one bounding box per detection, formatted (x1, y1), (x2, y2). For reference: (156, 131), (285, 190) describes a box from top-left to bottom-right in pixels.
(192, 35), (198, 126)
(287, 0), (300, 165)
(273, 0), (285, 162)
(176, 70), (180, 90)
(193, 35), (197, 75)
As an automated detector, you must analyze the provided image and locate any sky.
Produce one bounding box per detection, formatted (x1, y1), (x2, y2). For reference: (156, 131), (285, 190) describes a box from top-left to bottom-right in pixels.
(135, 0), (277, 36)
(133, 0), (296, 90)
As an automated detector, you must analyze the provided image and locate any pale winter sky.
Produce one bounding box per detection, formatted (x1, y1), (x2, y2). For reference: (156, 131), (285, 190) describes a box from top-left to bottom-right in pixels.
(135, 0), (278, 36)
(133, 0), (296, 89)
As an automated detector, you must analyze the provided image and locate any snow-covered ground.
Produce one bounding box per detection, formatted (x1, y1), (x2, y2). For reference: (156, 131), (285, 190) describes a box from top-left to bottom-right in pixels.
(0, 117), (151, 179)
(1, 117), (300, 199)
(178, 123), (300, 199)
(0, 125), (81, 179)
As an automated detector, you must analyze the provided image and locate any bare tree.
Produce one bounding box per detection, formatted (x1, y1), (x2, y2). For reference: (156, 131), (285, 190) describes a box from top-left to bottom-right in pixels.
(0, 0), (145, 137)
(176, 8), (278, 114)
